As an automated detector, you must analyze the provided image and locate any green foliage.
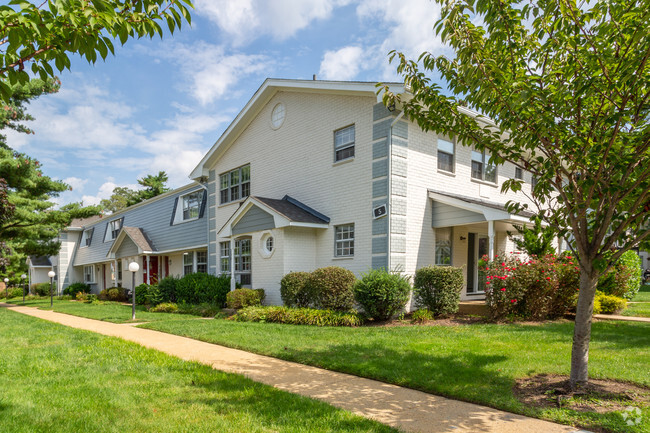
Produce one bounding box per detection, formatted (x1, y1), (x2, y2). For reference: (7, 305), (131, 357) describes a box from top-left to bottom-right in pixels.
(100, 287), (128, 302)
(134, 284), (151, 305)
(0, 1), (194, 102)
(482, 254), (579, 321)
(175, 302), (223, 318)
(232, 306), (362, 327)
(149, 302), (179, 313)
(226, 288), (264, 309)
(32, 282), (51, 296)
(597, 251), (642, 300)
(63, 282), (90, 297)
(411, 308), (433, 323)
(507, 217), (556, 257)
(307, 267), (356, 311)
(157, 275), (179, 303)
(593, 292), (627, 315)
(175, 273), (230, 306)
(413, 266), (464, 316)
(353, 269), (411, 321)
(0, 286), (24, 299)
(280, 271), (313, 308)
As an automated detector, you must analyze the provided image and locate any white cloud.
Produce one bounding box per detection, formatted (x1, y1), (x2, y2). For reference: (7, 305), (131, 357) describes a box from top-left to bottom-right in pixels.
(195, 0), (352, 46)
(63, 177), (88, 193)
(319, 46), (364, 80)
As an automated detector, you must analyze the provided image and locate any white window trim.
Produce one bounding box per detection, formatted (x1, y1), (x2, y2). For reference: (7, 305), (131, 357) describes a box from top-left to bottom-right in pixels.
(219, 165), (251, 205)
(334, 223), (355, 258)
(80, 229), (93, 248)
(434, 228), (452, 266)
(259, 231), (275, 259)
(104, 218), (122, 242)
(83, 265), (95, 284)
(219, 241), (231, 275)
(173, 190), (203, 225)
(471, 149), (497, 184)
(334, 125), (355, 162)
(437, 137), (455, 174)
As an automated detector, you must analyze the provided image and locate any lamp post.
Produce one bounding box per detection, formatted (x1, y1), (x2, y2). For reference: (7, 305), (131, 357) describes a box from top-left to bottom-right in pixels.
(3, 277), (8, 299)
(128, 261), (140, 321)
(21, 274), (26, 304)
(48, 270), (55, 308)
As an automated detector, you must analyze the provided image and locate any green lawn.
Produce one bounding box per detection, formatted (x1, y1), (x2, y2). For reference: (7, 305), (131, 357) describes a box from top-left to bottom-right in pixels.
(6, 298), (201, 323)
(623, 284), (650, 317)
(0, 308), (395, 433)
(141, 318), (650, 433)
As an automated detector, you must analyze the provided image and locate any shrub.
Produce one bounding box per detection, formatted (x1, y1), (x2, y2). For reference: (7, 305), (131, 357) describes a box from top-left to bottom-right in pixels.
(63, 282), (90, 297)
(149, 302), (178, 313)
(411, 308), (433, 323)
(1, 287), (25, 299)
(134, 284), (151, 305)
(307, 267), (356, 311)
(594, 291), (627, 314)
(176, 302), (223, 317)
(75, 291), (88, 301)
(353, 269), (411, 321)
(100, 287), (128, 302)
(598, 250), (642, 300)
(226, 288), (264, 309)
(157, 275), (179, 303)
(86, 294), (98, 303)
(413, 266), (464, 316)
(175, 273), (231, 306)
(32, 282), (52, 296)
(232, 306), (362, 327)
(280, 272), (313, 308)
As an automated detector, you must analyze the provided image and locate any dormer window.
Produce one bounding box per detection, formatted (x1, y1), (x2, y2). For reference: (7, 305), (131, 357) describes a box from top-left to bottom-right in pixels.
(183, 191), (201, 220)
(104, 218), (123, 242)
(80, 228), (94, 247)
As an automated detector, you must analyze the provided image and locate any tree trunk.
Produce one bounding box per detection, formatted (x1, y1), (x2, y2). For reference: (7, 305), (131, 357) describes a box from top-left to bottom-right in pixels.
(570, 268), (599, 389)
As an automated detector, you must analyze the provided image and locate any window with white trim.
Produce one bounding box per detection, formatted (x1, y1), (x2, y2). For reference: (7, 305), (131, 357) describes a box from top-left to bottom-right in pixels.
(435, 228), (452, 265)
(183, 253), (193, 275)
(83, 265), (95, 283)
(514, 167), (524, 180)
(471, 149), (496, 183)
(334, 125), (355, 162)
(81, 229), (93, 247)
(437, 138), (454, 172)
(182, 191), (201, 220)
(105, 218), (122, 241)
(220, 242), (231, 274)
(196, 251), (207, 273)
(335, 224), (354, 257)
(220, 165), (250, 204)
(234, 238), (251, 286)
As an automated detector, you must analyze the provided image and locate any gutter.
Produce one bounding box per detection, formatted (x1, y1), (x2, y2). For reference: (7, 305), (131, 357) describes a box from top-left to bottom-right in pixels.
(388, 110), (405, 272)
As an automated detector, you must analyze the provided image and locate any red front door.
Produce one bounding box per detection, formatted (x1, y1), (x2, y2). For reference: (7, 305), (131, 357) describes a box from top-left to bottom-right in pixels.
(149, 257), (159, 284)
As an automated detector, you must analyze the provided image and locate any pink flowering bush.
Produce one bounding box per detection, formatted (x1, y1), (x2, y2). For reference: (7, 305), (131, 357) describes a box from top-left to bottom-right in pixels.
(481, 253), (579, 321)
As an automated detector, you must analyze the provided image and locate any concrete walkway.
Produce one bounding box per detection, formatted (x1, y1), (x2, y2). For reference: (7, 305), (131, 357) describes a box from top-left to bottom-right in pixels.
(594, 313), (650, 323)
(3, 304), (589, 433)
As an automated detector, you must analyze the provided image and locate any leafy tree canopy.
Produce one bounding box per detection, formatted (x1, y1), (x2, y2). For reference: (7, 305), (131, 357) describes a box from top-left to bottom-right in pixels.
(0, 0), (193, 101)
(100, 171), (169, 213)
(383, 0), (650, 387)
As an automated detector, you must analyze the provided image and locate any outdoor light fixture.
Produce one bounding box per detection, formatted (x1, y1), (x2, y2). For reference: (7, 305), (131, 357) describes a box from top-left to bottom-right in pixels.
(48, 270), (56, 308)
(21, 274), (26, 304)
(128, 261), (140, 320)
(3, 277), (8, 299)
(460, 236), (467, 241)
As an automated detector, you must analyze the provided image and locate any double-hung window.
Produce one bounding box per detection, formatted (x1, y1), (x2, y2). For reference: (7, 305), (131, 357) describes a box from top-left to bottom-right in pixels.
(196, 251), (207, 273)
(183, 253), (194, 275)
(435, 228), (452, 265)
(81, 228), (93, 247)
(83, 265), (95, 283)
(220, 165), (250, 205)
(437, 138), (455, 172)
(334, 125), (355, 162)
(182, 191), (201, 220)
(514, 167), (524, 180)
(105, 218), (122, 241)
(471, 149), (496, 183)
(335, 224), (354, 257)
(220, 242), (231, 274)
(234, 238), (251, 286)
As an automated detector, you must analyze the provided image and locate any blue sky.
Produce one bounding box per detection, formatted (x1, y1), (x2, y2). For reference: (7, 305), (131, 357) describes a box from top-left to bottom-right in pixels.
(6, 0), (448, 208)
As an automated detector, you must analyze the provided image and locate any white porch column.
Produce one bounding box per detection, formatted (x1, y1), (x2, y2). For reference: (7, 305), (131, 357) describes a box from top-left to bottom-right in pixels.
(146, 255), (151, 285)
(230, 240), (236, 291)
(113, 259), (118, 285)
(488, 220), (495, 260)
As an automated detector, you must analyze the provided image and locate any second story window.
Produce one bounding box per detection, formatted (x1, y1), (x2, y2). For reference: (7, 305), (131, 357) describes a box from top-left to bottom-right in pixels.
(334, 125), (355, 162)
(437, 138), (455, 173)
(515, 167), (524, 180)
(471, 149), (496, 183)
(220, 165), (250, 205)
(81, 228), (94, 247)
(105, 218), (123, 242)
(182, 191), (201, 220)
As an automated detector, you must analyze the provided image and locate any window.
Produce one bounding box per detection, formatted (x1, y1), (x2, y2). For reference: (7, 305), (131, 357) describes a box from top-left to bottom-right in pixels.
(335, 224), (355, 257)
(220, 242), (231, 274)
(265, 237), (274, 253)
(83, 265), (95, 283)
(271, 103), (286, 129)
(234, 238), (251, 286)
(471, 149), (496, 183)
(531, 175), (538, 188)
(220, 165), (250, 204)
(437, 138), (454, 172)
(334, 125), (355, 162)
(435, 228), (452, 265)
(514, 167), (524, 180)
(196, 251), (207, 273)
(105, 218), (122, 241)
(183, 253), (193, 275)
(182, 191), (201, 220)
(81, 228), (93, 247)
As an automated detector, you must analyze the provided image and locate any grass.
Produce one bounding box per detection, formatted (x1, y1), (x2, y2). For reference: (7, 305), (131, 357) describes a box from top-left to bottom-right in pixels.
(141, 318), (650, 433)
(622, 284), (650, 317)
(5, 298), (202, 323)
(0, 308), (395, 433)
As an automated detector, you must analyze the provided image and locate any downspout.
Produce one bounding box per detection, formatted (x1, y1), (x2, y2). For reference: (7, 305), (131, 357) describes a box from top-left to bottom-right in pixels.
(388, 110), (405, 272)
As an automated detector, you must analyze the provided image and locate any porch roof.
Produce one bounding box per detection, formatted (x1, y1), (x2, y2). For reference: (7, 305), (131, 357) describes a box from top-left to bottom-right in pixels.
(28, 256), (52, 267)
(428, 190), (534, 228)
(106, 227), (156, 258)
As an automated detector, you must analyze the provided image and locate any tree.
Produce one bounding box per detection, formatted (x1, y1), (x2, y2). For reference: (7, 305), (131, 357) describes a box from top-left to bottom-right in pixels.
(507, 217), (556, 257)
(383, 0), (650, 388)
(0, 0), (193, 101)
(100, 171), (169, 213)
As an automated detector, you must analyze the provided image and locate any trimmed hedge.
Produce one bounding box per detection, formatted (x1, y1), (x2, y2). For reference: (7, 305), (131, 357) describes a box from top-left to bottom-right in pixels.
(413, 266), (464, 316)
(353, 268), (411, 321)
(232, 306), (362, 327)
(594, 291), (627, 314)
(308, 266), (356, 311)
(32, 282), (52, 296)
(157, 275), (179, 303)
(63, 282), (90, 297)
(280, 272), (313, 308)
(226, 288), (265, 309)
(174, 273), (231, 306)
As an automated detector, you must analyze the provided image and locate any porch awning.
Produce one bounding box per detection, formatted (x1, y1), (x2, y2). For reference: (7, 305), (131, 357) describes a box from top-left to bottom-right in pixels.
(106, 227), (157, 259)
(428, 190), (533, 228)
(219, 195), (330, 237)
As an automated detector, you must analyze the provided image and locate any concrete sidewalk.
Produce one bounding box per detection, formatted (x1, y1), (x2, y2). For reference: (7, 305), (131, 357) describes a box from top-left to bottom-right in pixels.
(3, 304), (588, 433)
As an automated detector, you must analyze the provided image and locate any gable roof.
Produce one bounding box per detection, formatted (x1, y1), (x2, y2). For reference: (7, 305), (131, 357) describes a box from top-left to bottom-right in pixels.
(428, 189), (535, 223)
(106, 227), (156, 258)
(189, 78), (405, 180)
